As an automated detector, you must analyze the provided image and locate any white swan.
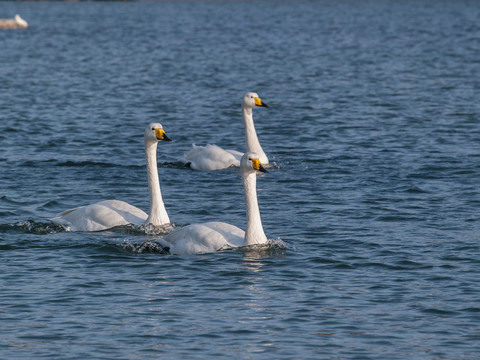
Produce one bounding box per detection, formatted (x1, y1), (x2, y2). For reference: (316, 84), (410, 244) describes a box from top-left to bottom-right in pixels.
(158, 152), (269, 255)
(51, 123), (172, 232)
(184, 92), (269, 170)
(0, 14), (28, 29)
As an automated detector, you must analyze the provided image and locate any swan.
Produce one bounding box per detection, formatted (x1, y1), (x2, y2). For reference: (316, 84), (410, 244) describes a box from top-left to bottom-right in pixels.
(184, 92), (269, 170)
(158, 152), (269, 255)
(51, 123), (172, 232)
(0, 14), (28, 29)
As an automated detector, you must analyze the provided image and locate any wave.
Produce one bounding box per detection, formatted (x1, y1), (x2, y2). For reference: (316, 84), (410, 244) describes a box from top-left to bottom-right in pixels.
(211, 237), (289, 258)
(55, 160), (118, 168)
(54, 160), (188, 169)
(14, 159), (190, 170)
(1, 220), (288, 258)
(122, 237), (288, 256)
(0, 220), (66, 234)
(112, 223), (175, 236)
(122, 238), (171, 254)
(0, 220), (175, 236)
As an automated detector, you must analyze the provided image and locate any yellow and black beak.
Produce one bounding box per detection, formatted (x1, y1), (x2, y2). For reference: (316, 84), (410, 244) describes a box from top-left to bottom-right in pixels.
(254, 97), (269, 108)
(251, 158), (268, 173)
(154, 128), (172, 142)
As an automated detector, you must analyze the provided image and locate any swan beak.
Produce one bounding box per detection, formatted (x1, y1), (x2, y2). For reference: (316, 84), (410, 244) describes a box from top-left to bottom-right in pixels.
(155, 128), (172, 142)
(252, 158), (268, 173)
(254, 97), (269, 108)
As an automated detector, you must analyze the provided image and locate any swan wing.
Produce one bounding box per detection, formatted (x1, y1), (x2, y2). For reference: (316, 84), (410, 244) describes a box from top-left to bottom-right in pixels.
(225, 149), (243, 162)
(184, 144), (242, 171)
(52, 200), (147, 232)
(159, 221), (244, 255)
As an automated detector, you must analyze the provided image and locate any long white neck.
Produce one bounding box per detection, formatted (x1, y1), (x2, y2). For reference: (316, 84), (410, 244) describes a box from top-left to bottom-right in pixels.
(145, 140), (170, 226)
(242, 171), (268, 245)
(243, 107), (268, 164)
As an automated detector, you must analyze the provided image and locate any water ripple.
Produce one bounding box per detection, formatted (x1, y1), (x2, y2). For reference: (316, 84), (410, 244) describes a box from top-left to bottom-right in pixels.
(1, 1), (480, 359)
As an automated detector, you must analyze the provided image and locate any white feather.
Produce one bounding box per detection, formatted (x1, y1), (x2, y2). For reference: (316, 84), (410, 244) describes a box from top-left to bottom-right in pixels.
(183, 92), (269, 171)
(51, 123), (171, 232)
(159, 152), (269, 255)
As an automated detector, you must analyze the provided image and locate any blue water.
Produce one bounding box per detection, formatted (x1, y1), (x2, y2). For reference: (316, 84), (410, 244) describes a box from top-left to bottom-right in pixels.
(1, 0), (480, 359)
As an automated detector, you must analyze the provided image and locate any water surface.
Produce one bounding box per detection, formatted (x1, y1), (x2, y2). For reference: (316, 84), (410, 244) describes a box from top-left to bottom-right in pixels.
(1, 1), (479, 359)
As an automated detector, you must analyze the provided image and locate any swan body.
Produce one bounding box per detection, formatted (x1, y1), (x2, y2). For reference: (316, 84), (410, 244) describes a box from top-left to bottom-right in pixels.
(185, 144), (243, 170)
(158, 222), (245, 255)
(52, 200), (148, 232)
(0, 14), (28, 29)
(158, 152), (269, 255)
(184, 92), (269, 171)
(51, 123), (172, 232)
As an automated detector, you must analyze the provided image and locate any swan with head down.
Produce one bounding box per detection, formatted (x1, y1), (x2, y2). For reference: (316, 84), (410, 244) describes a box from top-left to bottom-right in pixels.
(183, 92), (269, 171)
(158, 152), (269, 255)
(51, 123), (172, 231)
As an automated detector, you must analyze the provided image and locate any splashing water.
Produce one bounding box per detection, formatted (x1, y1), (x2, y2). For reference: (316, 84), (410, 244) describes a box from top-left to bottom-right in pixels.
(1, 220), (66, 235)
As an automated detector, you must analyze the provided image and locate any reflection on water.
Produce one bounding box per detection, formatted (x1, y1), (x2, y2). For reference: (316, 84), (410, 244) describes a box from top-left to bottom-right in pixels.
(241, 242), (287, 272)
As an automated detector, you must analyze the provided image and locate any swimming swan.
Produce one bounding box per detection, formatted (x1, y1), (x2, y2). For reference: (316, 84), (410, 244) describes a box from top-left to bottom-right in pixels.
(51, 123), (172, 231)
(184, 92), (269, 170)
(0, 14), (28, 29)
(158, 152), (269, 255)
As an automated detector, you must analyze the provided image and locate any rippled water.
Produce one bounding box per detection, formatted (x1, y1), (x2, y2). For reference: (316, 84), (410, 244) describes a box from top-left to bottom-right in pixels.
(1, 1), (480, 359)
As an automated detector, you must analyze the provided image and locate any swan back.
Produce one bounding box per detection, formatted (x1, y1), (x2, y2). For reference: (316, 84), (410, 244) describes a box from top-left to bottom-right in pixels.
(160, 222), (245, 255)
(52, 200), (148, 232)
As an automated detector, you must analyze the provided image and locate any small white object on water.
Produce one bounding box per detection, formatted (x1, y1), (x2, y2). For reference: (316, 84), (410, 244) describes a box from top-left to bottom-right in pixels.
(0, 14), (28, 29)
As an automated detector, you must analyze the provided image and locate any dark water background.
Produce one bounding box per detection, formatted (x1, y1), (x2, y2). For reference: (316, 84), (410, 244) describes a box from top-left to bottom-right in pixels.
(1, 1), (480, 359)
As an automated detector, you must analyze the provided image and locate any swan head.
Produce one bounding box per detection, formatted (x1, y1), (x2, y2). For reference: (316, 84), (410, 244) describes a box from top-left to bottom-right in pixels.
(243, 92), (269, 109)
(241, 152), (268, 173)
(145, 123), (171, 144)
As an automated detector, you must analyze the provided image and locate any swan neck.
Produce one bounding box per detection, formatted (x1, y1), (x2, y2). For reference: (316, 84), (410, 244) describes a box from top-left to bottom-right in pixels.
(242, 107), (268, 164)
(242, 171), (267, 246)
(145, 140), (170, 226)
